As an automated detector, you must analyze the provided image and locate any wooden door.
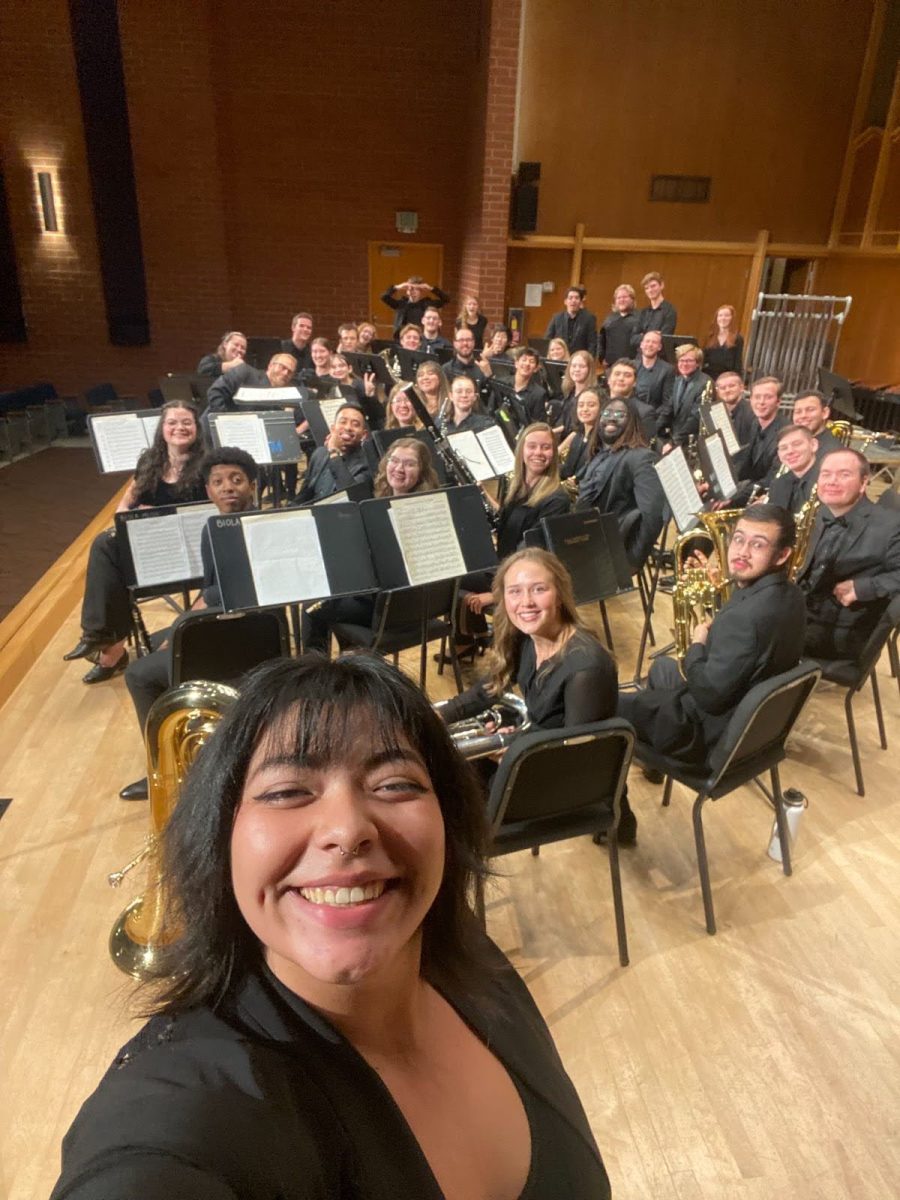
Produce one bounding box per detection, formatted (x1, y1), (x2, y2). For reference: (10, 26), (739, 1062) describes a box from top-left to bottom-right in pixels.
(368, 242), (445, 336)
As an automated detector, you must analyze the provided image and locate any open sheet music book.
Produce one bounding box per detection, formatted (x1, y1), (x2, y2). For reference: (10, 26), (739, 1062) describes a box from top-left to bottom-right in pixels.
(89, 412), (162, 473)
(655, 446), (703, 534)
(234, 386), (302, 403)
(699, 431), (738, 502)
(446, 425), (515, 481)
(210, 414), (273, 463)
(387, 492), (467, 585)
(708, 401), (741, 455)
(240, 510), (330, 607)
(124, 503), (217, 588)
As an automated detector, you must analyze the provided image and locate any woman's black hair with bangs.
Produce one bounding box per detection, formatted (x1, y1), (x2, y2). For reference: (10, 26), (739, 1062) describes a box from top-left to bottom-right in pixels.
(146, 654), (492, 1014)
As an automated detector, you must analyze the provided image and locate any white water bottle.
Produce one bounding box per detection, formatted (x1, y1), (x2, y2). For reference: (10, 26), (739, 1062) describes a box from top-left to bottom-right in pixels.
(768, 788), (807, 863)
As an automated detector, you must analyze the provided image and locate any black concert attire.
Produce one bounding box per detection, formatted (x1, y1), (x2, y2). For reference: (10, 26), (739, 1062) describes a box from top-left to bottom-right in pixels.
(123, 527), (222, 733)
(206, 364), (270, 414)
(455, 314), (488, 350)
(544, 309), (598, 355)
(51, 944), (610, 1199)
(196, 353), (226, 379)
(627, 395), (658, 445)
(632, 356), (675, 410)
(442, 411), (495, 436)
(632, 300), (677, 346)
(732, 415), (789, 502)
(576, 446), (665, 570)
(280, 340), (313, 374)
(443, 357), (487, 389)
(514, 379), (550, 424)
(295, 444), (372, 504)
(725, 399), (756, 449)
(440, 629), (617, 731)
(422, 335), (452, 354)
(380, 285), (450, 337)
(496, 488), (570, 559)
(596, 311), (638, 366)
(799, 497), (900, 659)
(618, 571), (807, 762)
(560, 431), (594, 482)
(79, 471), (206, 645)
(655, 370), (713, 447)
(702, 336), (744, 381)
(767, 465), (819, 513)
(813, 426), (842, 458)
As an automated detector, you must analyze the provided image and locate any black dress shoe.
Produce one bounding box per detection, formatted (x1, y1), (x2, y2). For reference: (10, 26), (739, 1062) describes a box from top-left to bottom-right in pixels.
(63, 636), (105, 662)
(641, 766), (665, 784)
(593, 814), (638, 847)
(119, 777), (148, 801)
(82, 651), (128, 684)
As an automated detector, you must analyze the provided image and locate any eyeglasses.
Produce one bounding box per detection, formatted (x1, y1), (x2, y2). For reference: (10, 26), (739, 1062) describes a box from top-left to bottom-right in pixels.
(388, 457), (419, 469)
(600, 409), (627, 421)
(730, 531), (773, 552)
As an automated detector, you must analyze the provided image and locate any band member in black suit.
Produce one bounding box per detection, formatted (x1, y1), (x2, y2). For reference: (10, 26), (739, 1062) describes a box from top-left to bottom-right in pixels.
(715, 371), (756, 448)
(544, 286), (598, 355)
(380, 276), (449, 338)
(767, 425), (820, 512)
(731, 376), (789, 499)
(596, 285), (638, 368)
(576, 397), (665, 571)
(443, 327), (488, 391)
(605, 359), (657, 443)
(281, 312), (314, 372)
(632, 272), (677, 347)
(618, 504), (806, 763)
(798, 448), (900, 659)
(206, 352), (298, 414)
(509, 346), (549, 423)
(656, 344), (712, 450)
(294, 403), (373, 503)
(632, 329), (675, 411)
(792, 390), (842, 456)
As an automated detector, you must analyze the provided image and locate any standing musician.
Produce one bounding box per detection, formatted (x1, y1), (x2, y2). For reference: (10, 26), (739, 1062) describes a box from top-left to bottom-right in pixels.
(282, 311), (314, 372)
(119, 448), (259, 801)
(455, 294), (488, 349)
(656, 343), (712, 451)
(63, 402), (207, 683)
(792, 390), (843, 456)
(632, 329), (675, 411)
(767, 425), (821, 512)
(301, 440), (440, 655)
(196, 331), (247, 379)
(702, 303), (744, 381)
(797, 448), (900, 659)
(440, 375), (495, 436)
(380, 274), (450, 337)
(559, 387), (602, 483)
(544, 285), (598, 355)
(294, 403), (373, 504)
(618, 504), (806, 764)
(576, 397), (665, 571)
(206, 352), (298, 414)
(52, 654), (612, 1198)
(596, 284), (638, 369)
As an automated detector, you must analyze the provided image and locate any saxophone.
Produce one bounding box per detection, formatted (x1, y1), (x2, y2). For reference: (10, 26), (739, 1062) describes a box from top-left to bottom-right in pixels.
(670, 509), (740, 668)
(108, 680), (238, 979)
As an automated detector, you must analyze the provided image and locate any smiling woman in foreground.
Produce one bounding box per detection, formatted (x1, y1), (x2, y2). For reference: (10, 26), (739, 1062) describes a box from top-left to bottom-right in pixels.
(51, 655), (611, 1199)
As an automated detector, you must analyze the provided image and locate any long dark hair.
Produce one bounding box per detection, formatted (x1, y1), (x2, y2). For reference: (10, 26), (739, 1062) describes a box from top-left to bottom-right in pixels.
(604, 399), (649, 452)
(132, 400), (205, 498)
(147, 655), (493, 1014)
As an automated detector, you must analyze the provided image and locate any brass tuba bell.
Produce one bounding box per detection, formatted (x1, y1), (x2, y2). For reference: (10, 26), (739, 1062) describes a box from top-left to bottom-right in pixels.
(108, 680), (238, 979)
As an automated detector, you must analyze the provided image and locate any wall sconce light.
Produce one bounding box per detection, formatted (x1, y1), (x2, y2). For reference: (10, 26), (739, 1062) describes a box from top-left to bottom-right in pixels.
(37, 172), (58, 232)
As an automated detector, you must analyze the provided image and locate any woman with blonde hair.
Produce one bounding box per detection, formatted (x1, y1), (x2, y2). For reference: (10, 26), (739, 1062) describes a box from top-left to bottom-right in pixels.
(196, 331), (247, 378)
(455, 295), (488, 349)
(558, 349), (597, 435)
(545, 337), (570, 362)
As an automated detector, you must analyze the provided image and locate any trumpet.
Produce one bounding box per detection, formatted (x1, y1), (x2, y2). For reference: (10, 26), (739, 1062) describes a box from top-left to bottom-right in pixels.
(436, 692), (529, 760)
(108, 680), (238, 979)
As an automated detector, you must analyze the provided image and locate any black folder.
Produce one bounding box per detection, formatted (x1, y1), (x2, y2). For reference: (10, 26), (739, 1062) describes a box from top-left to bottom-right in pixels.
(526, 508), (633, 604)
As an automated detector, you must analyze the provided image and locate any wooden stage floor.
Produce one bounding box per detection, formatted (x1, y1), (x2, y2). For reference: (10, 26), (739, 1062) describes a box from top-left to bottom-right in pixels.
(1, 583), (898, 1198)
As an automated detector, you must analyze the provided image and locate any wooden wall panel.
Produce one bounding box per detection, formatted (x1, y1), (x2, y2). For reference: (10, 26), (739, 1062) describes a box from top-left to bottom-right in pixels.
(517, 0), (872, 243)
(816, 255), (900, 386)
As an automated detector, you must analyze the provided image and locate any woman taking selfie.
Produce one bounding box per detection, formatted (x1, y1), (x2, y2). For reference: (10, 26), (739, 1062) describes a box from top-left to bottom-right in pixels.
(52, 655), (611, 1198)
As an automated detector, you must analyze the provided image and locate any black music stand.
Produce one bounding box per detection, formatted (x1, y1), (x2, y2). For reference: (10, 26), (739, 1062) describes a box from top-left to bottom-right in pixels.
(528, 337), (550, 356)
(540, 360), (566, 399)
(343, 352), (396, 390)
(818, 366), (862, 421)
(159, 374), (212, 407)
(661, 334), (698, 364)
(245, 336), (283, 370)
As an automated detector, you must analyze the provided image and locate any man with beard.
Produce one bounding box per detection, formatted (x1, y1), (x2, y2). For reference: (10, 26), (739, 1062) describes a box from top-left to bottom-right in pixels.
(206, 351), (299, 414)
(596, 284), (639, 368)
(632, 329), (675, 411)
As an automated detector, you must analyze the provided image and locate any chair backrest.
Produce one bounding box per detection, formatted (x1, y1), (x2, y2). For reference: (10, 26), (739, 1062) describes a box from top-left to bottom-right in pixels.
(170, 608), (289, 686)
(371, 580), (457, 638)
(855, 593), (900, 678)
(706, 662), (821, 783)
(84, 382), (118, 408)
(875, 486), (900, 513)
(487, 719), (634, 834)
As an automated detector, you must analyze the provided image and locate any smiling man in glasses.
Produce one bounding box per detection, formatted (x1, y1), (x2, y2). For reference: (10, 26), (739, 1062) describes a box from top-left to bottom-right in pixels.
(618, 503), (806, 765)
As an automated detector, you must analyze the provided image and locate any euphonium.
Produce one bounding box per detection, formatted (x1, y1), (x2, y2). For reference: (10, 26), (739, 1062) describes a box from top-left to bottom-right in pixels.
(788, 484), (819, 581)
(436, 692), (529, 760)
(108, 680), (238, 979)
(826, 420), (853, 447)
(670, 509), (740, 667)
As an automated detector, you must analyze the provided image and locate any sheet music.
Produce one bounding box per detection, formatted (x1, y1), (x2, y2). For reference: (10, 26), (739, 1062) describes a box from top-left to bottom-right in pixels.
(704, 434), (737, 500)
(127, 514), (191, 587)
(234, 386), (301, 402)
(709, 402), (741, 455)
(92, 414), (152, 473)
(446, 431), (495, 481)
(655, 448), (702, 533)
(142, 413), (161, 442)
(242, 511), (330, 606)
(314, 490), (352, 506)
(175, 504), (217, 578)
(389, 492), (466, 585)
(478, 424), (515, 474)
(212, 414), (273, 463)
(319, 397), (345, 431)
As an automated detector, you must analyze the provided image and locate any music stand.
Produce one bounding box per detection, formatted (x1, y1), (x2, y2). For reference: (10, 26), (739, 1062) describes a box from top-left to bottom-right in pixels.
(245, 336), (283, 370)
(343, 352), (396, 390)
(818, 367), (861, 421)
(528, 337), (550, 356)
(209, 412), (304, 465)
(159, 374), (212, 407)
(661, 334), (698, 364)
(88, 410), (163, 474)
(540, 360), (566, 398)
(697, 431), (738, 503)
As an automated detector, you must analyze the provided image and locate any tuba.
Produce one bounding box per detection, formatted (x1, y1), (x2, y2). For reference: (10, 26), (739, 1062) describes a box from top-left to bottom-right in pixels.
(436, 692), (529, 760)
(670, 509), (740, 668)
(108, 680), (238, 979)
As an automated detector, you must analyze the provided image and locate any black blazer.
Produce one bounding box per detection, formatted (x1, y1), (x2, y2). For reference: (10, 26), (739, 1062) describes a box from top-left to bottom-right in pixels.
(51, 949), (610, 1199)
(633, 356), (675, 410)
(497, 487), (571, 558)
(206, 363), (269, 413)
(544, 308), (598, 354)
(767, 465), (818, 513)
(655, 371), (712, 447)
(576, 446), (665, 569)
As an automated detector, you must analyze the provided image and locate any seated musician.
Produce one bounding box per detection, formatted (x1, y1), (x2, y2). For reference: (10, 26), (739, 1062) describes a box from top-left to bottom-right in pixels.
(605, 358), (657, 442)
(414, 359), (451, 419)
(327, 352), (383, 430)
(509, 346), (549, 424)
(714, 371), (756, 448)
(356, 320), (377, 352)
(618, 504), (806, 765)
(443, 327), (488, 389)
(119, 448), (259, 801)
(729, 375), (789, 504)
(558, 349), (598, 435)
(792, 389), (843, 456)
(797, 448), (900, 660)
(656, 343), (712, 452)
(438, 548), (634, 838)
(196, 330), (247, 379)
(301, 439), (440, 655)
(206, 351), (298, 414)
(631, 329), (674, 411)
(546, 337), (570, 363)
(767, 424), (820, 512)
(398, 323), (424, 351)
(576, 397), (665, 572)
(481, 323), (511, 362)
(63, 402), (207, 684)
(421, 306), (452, 353)
(282, 311), (314, 372)
(559, 387), (602, 483)
(299, 337), (334, 387)
(440, 374), (495, 435)
(380, 274), (450, 337)
(294, 403), (373, 504)
(385, 384), (423, 430)
(54, 653), (612, 1199)
(336, 323), (359, 352)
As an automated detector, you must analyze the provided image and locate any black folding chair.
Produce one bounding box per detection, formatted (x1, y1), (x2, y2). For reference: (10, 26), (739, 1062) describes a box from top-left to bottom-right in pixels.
(170, 608), (290, 686)
(331, 580), (463, 692)
(480, 719), (635, 966)
(632, 663), (821, 934)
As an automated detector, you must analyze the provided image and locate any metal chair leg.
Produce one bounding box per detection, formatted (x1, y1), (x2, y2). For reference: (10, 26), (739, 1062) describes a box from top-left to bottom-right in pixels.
(770, 763), (792, 877)
(661, 776), (673, 807)
(599, 601), (615, 652)
(692, 792), (716, 935)
(870, 670), (887, 750)
(845, 690), (864, 796)
(607, 836), (629, 967)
